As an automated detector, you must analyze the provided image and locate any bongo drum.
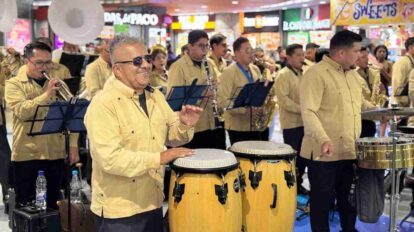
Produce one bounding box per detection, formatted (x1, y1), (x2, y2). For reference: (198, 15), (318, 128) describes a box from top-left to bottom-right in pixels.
(168, 149), (242, 232)
(230, 141), (297, 232)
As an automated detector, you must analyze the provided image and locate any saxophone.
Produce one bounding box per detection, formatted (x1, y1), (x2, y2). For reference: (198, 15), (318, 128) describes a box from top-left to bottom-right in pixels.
(251, 74), (277, 131)
(203, 58), (224, 128)
(369, 66), (388, 107)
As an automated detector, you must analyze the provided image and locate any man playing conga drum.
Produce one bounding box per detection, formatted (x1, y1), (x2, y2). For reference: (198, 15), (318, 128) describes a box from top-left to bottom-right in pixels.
(84, 35), (203, 231)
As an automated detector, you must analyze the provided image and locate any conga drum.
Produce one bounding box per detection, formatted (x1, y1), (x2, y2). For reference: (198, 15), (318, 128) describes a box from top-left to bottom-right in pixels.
(168, 149), (242, 232)
(229, 141), (297, 232)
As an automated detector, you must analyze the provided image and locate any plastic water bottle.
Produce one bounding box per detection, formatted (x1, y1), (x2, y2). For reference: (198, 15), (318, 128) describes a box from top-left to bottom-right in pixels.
(35, 170), (47, 210)
(70, 170), (82, 203)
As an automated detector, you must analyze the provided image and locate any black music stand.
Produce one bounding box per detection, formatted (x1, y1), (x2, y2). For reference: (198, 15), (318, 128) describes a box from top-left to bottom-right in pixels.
(63, 77), (82, 96)
(59, 53), (86, 77)
(27, 99), (89, 232)
(226, 81), (274, 130)
(166, 79), (209, 111)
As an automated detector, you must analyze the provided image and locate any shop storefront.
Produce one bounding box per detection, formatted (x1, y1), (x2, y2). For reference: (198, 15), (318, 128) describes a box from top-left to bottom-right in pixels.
(331, 0), (414, 61)
(241, 10), (281, 51)
(171, 14), (216, 55)
(283, 4), (333, 48)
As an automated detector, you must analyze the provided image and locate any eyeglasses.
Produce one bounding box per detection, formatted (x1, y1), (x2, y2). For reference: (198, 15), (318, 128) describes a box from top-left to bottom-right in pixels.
(195, 43), (210, 50)
(29, 59), (53, 68)
(115, 55), (153, 67)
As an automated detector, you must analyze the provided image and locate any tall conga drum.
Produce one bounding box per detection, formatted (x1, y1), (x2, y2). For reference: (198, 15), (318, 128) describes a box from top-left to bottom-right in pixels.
(229, 141), (297, 232)
(168, 149), (242, 232)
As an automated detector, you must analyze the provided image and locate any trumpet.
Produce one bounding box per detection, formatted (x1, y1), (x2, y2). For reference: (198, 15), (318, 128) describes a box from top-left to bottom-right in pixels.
(41, 71), (74, 102)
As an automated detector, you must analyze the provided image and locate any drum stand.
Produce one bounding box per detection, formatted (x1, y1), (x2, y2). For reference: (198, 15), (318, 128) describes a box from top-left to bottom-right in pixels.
(389, 116), (403, 232)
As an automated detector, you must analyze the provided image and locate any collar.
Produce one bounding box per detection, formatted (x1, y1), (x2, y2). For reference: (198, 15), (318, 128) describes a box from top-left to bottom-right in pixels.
(286, 65), (302, 76)
(182, 54), (203, 68)
(110, 74), (155, 100)
(209, 53), (223, 65)
(322, 55), (346, 72)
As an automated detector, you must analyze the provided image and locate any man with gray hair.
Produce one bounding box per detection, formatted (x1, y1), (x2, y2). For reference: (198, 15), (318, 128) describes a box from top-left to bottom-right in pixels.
(84, 35), (203, 231)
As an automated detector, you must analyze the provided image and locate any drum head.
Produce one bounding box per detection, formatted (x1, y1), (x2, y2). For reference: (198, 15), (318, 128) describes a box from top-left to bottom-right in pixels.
(171, 149), (238, 174)
(229, 141), (296, 159)
(356, 137), (414, 145)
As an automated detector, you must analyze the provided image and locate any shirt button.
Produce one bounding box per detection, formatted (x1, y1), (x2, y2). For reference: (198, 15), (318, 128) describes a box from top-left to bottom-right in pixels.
(100, 194), (104, 197)
(132, 179), (135, 182)
(153, 136), (155, 140)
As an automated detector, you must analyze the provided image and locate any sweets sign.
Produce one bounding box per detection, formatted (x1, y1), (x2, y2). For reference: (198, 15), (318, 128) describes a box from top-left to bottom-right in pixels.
(331, 0), (414, 25)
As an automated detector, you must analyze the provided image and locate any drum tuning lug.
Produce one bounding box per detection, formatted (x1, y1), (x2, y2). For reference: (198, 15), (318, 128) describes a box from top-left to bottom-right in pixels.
(215, 183), (228, 204)
(284, 171), (295, 188)
(249, 170), (262, 189)
(173, 182), (185, 203)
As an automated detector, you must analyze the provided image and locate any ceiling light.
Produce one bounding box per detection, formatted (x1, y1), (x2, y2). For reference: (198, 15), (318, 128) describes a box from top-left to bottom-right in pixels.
(232, 1), (239, 5)
(232, 11), (238, 14)
(320, 1), (327, 4)
(282, 7), (287, 10)
(302, 3), (308, 7)
(174, 8), (180, 12)
(201, 5), (207, 9)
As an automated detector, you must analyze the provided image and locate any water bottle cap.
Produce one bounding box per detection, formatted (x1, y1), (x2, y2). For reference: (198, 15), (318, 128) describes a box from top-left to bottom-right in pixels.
(72, 170), (78, 175)
(38, 170), (44, 176)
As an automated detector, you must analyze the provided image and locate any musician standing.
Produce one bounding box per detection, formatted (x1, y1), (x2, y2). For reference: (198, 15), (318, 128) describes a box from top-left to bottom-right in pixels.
(217, 37), (264, 144)
(208, 34), (228, 77)
(274, 44), (308, 195)
(300, 30), (374, 231)
(392, 37), (414, 107)
(84, 35), (202, 231)
(304, 43), (320, 67)
(85, 39), (112, 99)
(149, 44), (168, 94)
(356, 47), (386, 137)
(253, 47), (276, 81)
(5, 42), (79, 209)
(168, 30), (226, 149)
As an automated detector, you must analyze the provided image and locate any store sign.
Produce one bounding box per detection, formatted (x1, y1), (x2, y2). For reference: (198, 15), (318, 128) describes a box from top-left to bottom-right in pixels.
(104, 12), (159, 26)
(243, 11), (280, 33)
(244, 15), (279, 28)
(331, 0), (414, 26)
(171, 15), (215, 30)
(283, 6), (331, 31)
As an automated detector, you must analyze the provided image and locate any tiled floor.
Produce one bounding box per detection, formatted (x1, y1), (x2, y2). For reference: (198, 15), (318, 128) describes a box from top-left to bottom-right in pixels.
(0, 111), (413, 231)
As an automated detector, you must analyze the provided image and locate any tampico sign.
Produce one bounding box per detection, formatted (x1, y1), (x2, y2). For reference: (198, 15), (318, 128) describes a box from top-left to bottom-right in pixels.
(171, 15), (215, 30)
(331, 0), (414, 26)
(104, 12), (159, 26)
(283, 5), (331, 31)
(243, 11), (280, 33)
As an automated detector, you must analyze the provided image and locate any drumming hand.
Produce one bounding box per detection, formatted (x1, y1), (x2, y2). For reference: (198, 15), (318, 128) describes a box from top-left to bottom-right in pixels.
(46, 78), (60, 98)
(160, 148), (195, 165)
(179, 105), (203, 127)
(321, 141), (333, 157)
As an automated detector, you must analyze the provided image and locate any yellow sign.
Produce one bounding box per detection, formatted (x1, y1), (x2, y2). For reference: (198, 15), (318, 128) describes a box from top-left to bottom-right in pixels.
(331, 0), (414, 25)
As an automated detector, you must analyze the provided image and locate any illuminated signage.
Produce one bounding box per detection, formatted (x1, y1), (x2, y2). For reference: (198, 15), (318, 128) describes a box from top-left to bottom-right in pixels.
(104, 12), (159, 26)
(244, 15), (280, 28)
(171, 15), (215, 30)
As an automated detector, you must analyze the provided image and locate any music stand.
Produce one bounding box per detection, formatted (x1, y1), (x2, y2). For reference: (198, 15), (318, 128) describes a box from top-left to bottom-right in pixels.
(59, 53), (86, 77)
(63, 77), (82, 96)
(226, 81), (274, 130)
(166, 79), (209, 111)
(26, 99), (89, 232)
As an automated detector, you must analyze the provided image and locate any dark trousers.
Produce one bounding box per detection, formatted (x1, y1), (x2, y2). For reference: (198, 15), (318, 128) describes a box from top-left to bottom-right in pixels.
(228, 129), (269, 145)
(283, 127), (306, 186)
(94, 208), (163, 232)
(184, 128), (226, 149)
(360, 120), (376, 138)
(0, 106), (11, 197)
(308, 159), (357, 232)
(13, 159), (65, 209)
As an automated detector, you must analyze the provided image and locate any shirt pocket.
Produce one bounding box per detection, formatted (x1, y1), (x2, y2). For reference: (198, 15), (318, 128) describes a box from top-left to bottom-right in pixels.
(119, 124), (140, 149)
(150, 108), (168, 141)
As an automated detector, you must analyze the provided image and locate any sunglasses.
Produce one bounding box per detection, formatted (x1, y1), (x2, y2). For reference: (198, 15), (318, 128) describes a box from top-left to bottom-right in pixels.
(115, 55), (153, 67)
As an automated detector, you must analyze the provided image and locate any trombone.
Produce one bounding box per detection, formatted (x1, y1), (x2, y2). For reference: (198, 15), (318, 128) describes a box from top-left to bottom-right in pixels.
(41, 71), (75, 102)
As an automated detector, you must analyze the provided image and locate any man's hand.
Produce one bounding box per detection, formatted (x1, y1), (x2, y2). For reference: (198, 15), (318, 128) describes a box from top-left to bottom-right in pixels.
(69, 146), (80, 165)
(46, 78), (60, 98)
(179, 105), (203, 127)
(160, 147), (195, 165)
(321, 141), (333, 158)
